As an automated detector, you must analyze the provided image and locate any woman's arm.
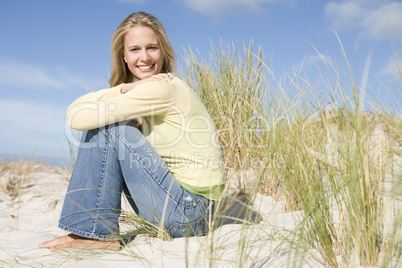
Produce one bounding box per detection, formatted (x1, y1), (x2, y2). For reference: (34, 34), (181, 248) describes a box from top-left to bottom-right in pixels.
(66, 77), (176, 131)
(65, 86), (122, 115)
(66, 74), (172, 115)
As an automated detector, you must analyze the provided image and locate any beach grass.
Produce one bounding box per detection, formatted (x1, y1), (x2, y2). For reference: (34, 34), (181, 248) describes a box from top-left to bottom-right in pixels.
(179, 40), (402, 267)
(0, 153), (37, 231)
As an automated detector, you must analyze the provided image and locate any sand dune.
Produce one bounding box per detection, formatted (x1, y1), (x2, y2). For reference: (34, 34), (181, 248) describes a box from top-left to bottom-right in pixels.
(0, 161), (325, 267)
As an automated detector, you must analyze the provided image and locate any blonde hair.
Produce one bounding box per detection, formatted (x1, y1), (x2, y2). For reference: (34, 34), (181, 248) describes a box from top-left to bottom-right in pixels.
(109, 12), (176, 87)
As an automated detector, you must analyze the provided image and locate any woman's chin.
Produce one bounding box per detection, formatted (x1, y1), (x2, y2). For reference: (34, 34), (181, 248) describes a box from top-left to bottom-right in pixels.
(134, 70), (156, 80)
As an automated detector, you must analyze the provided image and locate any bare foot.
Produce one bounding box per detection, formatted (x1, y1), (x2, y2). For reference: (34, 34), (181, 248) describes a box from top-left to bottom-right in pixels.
(38, 234), (121, 252)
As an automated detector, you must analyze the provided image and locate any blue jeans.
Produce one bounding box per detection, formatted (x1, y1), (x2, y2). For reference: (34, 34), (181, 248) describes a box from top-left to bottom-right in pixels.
(59, 121), (213, 240)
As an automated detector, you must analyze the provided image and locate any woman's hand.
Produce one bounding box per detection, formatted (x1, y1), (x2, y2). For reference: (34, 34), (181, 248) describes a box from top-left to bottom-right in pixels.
(121, 73), (173, 94)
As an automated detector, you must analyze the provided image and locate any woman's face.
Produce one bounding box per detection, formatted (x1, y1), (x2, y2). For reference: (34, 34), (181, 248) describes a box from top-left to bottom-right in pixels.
(124, 26), (163, 80)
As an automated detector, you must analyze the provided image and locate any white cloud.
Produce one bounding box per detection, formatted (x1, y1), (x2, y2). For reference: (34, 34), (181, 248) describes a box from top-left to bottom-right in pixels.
(0, 99), (65, 134)
(325, 0), (402, 40)
(0, 57), (87, 91)
(177, 0), (288, 16)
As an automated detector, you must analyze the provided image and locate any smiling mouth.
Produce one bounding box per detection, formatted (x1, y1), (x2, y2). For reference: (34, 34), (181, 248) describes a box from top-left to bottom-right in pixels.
(137, 64), (155, 71)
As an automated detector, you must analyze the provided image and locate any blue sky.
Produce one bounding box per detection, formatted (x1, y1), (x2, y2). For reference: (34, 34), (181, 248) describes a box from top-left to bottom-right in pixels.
(0, 0), (401, 165)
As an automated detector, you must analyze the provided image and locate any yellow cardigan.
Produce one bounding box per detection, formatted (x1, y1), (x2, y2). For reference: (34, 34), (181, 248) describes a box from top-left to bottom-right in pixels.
(66, 77), (224, 200)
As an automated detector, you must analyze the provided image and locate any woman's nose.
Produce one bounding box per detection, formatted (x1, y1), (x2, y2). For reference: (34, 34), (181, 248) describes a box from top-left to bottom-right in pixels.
(140, 50), (150, 61)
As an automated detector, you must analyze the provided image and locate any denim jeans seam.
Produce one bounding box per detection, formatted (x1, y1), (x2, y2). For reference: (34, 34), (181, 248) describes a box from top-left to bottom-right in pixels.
(92, 127), (110, 236)
(177, 197), (208, 223)
(168, 213), (209, 237)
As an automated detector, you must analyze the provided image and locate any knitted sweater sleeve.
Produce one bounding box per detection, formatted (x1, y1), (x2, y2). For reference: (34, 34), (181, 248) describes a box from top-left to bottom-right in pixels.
(66, 81), (174, 131)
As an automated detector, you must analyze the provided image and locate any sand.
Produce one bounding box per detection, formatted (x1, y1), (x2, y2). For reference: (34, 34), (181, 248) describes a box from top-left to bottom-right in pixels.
(0, 161), (328, 267)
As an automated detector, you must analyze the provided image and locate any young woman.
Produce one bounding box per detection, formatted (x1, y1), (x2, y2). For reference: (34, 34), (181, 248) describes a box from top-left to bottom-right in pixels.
(39, 11), (225, 251)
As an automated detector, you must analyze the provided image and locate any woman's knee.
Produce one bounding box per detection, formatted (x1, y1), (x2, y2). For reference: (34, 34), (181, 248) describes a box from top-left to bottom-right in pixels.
(109, 121), (148, 150)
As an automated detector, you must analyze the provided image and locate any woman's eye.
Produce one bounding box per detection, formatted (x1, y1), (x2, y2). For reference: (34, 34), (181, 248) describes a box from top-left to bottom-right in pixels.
(130, 48), (139, 52)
